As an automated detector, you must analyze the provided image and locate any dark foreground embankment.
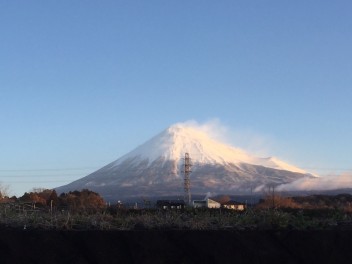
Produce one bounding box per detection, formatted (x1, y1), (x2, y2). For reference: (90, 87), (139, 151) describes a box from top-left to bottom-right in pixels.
(1, 228), (352, 264)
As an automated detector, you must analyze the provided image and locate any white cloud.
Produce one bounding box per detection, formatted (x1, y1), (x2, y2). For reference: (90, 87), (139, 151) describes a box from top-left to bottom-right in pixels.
(277, 172), (352, 191)
(178, 119), (275, 158)
(177, 119), (229, 143)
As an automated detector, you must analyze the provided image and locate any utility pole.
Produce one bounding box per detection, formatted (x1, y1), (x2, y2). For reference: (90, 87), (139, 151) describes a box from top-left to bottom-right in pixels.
(271, 185), (275, 209)
(182, 153), (192, 206)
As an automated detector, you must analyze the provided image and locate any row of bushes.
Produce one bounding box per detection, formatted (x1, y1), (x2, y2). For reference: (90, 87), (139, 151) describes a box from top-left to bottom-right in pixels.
(257, 193), (352, 212)
(1, 204), (351, 230)
(1, 190), (352, 230)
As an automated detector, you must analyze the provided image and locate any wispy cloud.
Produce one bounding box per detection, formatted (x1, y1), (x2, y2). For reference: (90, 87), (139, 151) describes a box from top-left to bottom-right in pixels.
(177, 119), (229, 143)
(277, 172), (352, 191)
(178, 119), (277, 157)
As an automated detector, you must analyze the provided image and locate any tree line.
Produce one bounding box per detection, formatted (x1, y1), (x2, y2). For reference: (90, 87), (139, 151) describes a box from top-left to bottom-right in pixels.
(0, 188), (106, 213)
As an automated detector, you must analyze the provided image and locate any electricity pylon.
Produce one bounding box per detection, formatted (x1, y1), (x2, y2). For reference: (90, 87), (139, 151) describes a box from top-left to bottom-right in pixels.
(182, 153), (192, 205)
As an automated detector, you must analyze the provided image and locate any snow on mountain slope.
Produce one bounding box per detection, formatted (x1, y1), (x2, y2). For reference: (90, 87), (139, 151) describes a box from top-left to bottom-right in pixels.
(113, 124), (306, 174)
(56, 123), (313, 200)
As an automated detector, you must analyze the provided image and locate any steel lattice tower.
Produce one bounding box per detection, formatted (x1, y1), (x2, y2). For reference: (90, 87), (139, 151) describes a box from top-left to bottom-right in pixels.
(182, 153), (192, 205)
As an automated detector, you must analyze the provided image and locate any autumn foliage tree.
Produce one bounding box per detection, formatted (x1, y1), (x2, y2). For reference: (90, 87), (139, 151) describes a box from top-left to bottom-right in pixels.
(256, 195), (301, 209)
(59, 189), (106, 213)
(18, 189), (105, 213)
(19, 189), (58, 207)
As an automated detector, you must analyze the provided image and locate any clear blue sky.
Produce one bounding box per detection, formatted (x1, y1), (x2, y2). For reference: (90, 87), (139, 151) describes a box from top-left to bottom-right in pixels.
(1, 1), (351, 196)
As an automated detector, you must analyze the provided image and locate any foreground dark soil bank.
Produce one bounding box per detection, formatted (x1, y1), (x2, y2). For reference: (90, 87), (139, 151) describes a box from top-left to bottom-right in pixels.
(1, 228), (352, 264)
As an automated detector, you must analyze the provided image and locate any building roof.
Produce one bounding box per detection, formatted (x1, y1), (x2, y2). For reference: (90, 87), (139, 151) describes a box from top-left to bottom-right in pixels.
(221, 200), (245, 206)
(156, 200), (185, 206)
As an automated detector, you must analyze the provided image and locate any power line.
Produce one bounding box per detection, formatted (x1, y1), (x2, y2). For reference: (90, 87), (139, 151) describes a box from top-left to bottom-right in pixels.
(0, 167), (98, 172)
(1, 180), (72, 184)
(0, 161), (351, 173)
(0, 173), (90, 177)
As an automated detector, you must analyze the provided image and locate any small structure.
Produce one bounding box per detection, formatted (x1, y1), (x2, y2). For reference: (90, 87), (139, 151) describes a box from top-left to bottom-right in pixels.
(193, 198), (221, 209)
(221, 200), (246, 211)
(156, 200), (185, 210)
(193, 200), (206, 208)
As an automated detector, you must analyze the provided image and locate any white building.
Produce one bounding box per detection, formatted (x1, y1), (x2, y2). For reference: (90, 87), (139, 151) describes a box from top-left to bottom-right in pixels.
(222, 201), (246, 211)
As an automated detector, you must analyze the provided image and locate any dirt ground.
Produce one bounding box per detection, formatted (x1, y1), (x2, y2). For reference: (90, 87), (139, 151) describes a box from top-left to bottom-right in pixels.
(0, 227), (352, 264)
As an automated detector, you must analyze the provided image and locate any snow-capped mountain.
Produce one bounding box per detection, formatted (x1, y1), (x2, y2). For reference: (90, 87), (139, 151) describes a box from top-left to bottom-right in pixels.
(56, 124), (314, 200)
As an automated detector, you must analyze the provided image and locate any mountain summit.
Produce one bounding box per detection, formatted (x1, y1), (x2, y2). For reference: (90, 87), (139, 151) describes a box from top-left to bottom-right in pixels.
(56, 124), (313, 200)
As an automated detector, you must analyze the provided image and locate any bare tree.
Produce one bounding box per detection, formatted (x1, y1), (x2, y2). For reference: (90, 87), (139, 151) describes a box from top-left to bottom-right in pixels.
(257, 185), (300, 209)
(0, 182), (10, 199)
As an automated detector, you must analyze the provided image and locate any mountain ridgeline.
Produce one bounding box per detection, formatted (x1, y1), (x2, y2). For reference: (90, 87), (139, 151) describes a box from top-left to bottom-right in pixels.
(56, 124), (314, 200)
